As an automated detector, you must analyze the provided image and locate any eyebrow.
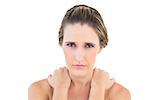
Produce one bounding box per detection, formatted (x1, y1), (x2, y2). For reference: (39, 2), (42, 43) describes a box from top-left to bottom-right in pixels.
(84, 42), (96, 45)
(65, 41), (75, 44)
(65, 41), (96, 45)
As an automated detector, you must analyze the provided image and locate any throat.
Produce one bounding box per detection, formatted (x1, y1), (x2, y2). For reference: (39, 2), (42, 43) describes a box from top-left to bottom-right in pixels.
(71, 80), (91, 89)
(68, 82), (91, 100)
(69, 69), (93, 88)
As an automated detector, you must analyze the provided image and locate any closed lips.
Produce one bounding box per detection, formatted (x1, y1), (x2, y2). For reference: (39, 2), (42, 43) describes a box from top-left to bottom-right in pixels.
(73, 64), (86, 66)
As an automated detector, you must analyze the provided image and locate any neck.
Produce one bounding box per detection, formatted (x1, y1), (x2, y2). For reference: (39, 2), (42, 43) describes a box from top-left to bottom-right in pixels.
(69, 70), (93, 89)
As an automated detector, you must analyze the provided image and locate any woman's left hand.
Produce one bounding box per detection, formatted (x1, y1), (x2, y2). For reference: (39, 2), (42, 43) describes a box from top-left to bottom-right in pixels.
(89, 68), (115, 100)
(91, 68), (115, 90)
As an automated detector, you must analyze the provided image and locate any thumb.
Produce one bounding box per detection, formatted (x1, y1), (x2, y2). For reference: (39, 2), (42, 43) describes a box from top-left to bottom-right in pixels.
(47, 74), (54, 88)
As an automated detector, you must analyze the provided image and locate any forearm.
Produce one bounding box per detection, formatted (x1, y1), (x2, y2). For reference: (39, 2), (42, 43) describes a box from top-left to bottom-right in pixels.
(52, 88), (68, 100)
(89, 87), (105, 100)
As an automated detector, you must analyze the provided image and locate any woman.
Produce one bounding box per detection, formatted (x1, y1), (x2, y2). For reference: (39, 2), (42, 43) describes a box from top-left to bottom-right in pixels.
(28, 5), (131, 100)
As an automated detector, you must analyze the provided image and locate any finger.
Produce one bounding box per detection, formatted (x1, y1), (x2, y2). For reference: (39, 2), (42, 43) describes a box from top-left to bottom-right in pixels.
(47, 74), (52, 84)
(66, 68), (71, 79)
(106, 78), (115, 90)
(92, 68), (97, 77)
(64, 68), (70, 76)
(110, 78), (115, 86)
(48, 74), (55, 88)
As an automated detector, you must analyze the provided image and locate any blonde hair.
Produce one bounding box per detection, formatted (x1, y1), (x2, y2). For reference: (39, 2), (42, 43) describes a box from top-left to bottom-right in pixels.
(58, 5), (108, 48)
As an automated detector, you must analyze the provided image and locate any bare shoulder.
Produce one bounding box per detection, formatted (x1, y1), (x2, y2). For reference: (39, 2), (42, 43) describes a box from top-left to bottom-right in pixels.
(28, 79), (53, 100)
(108, 82), (131, 100)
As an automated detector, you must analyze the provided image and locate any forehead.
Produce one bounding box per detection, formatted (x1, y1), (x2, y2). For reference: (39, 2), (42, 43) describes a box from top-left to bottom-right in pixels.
(63, 23), (99, 44)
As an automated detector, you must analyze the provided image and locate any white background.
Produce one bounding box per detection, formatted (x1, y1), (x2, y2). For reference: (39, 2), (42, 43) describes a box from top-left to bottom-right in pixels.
(0, 0), (150, 100)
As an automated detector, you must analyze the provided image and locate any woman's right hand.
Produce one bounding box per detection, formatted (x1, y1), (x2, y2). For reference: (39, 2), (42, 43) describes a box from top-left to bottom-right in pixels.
(48, 67), (71, 89)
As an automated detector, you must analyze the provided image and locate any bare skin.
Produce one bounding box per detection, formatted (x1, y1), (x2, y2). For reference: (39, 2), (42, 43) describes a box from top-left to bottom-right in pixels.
(28, 68), (131, 100)
(28, 23), (131, 100)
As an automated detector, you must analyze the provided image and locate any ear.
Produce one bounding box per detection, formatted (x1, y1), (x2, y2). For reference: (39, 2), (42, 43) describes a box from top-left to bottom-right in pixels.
(97, 47), (103, 54)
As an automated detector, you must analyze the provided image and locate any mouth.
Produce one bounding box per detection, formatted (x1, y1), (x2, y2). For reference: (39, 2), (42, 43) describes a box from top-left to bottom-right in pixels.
(72, 64), (87, 69)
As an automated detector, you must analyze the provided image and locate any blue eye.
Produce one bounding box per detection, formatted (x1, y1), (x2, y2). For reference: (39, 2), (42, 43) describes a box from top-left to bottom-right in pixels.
(66, 42), (76, 47)
(85, 43), (94, 48)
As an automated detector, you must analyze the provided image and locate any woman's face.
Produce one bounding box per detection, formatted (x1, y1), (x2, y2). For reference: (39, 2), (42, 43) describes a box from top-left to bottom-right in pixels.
(62, 23), (101, 77)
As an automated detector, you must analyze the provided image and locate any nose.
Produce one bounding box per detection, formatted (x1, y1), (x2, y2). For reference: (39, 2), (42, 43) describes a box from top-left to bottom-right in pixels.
(74, 48), (85, 62)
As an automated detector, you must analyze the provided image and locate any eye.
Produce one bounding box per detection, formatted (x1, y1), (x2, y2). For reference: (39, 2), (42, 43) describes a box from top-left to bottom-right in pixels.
(66, 42), (76, 48)
(84, 43), (94, 48)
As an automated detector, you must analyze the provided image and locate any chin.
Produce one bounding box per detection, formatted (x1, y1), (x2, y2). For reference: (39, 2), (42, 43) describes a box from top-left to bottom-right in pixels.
(68, 67), (92, 78)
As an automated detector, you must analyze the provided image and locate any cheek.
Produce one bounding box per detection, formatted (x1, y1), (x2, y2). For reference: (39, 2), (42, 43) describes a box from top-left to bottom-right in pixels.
(63, 48), (73, 63)
(86, 50), (97, 64)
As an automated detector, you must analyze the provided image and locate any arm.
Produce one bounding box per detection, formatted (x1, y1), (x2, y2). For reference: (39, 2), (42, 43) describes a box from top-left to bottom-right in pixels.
(52, 88), (68, 100)
(89, 69), (114, 100)
(89, 86), (105, 100)
(48, 67), (71, 100)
